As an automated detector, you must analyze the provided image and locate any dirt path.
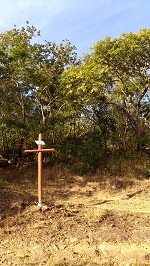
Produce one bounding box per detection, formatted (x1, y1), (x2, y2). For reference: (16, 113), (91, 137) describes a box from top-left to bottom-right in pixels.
(0, 168), (150, 265)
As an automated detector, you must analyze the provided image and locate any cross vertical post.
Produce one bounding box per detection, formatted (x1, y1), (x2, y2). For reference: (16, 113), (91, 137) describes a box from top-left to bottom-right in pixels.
(38, 133), (43, 206)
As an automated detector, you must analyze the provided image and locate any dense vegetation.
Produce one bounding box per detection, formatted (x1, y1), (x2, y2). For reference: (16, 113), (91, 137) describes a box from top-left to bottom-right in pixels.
(0, 23), (150, 173)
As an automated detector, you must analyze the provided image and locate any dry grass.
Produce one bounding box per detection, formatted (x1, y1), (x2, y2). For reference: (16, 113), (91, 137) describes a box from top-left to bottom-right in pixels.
(0, 163), (149, 265)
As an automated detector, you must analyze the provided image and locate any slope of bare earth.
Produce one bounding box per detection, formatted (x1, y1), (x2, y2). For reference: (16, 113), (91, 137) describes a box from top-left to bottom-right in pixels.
(0, 166), (149, 266)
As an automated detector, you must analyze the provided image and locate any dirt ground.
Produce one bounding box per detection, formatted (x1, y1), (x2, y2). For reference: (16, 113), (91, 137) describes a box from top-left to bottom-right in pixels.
(0, 165), (150, 266)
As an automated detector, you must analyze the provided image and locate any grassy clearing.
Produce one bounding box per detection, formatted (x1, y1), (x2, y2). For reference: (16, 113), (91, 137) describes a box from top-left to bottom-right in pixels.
(0, 160), (149, 265)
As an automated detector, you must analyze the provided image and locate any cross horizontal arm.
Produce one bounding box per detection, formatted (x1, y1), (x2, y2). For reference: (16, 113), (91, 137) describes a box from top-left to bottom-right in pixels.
(24, 149), (54, 153)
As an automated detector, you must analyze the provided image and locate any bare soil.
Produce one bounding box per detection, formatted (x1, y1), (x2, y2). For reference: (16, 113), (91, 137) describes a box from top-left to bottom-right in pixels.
(0, 166), (150, 265)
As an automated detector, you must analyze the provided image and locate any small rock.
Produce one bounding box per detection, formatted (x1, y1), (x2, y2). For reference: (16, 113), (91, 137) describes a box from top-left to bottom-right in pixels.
(41, 204), (50, 213)
(110, 223), (116, 228)
(30, 250), (51, 263)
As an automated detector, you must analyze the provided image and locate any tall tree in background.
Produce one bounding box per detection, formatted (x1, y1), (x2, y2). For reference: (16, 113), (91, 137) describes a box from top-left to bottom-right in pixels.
(93, 29), (150, 150)
(0, 24), (39, 158)
(0, 23), (78, 159)
(62, 29), (150, 151)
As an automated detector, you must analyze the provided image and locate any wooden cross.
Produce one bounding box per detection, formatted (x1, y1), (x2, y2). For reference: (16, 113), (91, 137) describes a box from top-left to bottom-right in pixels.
(24, 133), (54, 206)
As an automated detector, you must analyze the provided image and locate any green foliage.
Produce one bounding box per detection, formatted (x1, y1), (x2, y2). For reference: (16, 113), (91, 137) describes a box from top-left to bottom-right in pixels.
(0, 24), (149, 171)
(92, 29), (150, 147)
(0, 23), (78, 160)
(62, 29), (150, 152)
(93, 98), (116, 148)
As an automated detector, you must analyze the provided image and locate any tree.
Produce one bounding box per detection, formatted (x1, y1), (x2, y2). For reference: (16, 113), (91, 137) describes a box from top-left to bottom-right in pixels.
(93, 29), (150, 150)
(62, 29), (150, 151)
(30, 40), (78, 127)
(93, 97), (116, 148)
(0, 23), (40, 159)
(0, 23), (78, 159)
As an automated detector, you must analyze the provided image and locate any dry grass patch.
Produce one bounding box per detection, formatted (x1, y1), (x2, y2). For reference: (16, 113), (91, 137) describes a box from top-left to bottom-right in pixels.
(0, 165), (149, 265)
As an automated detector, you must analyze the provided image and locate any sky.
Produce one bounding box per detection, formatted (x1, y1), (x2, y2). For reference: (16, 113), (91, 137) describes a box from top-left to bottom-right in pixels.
(0, 0), (150, 56)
